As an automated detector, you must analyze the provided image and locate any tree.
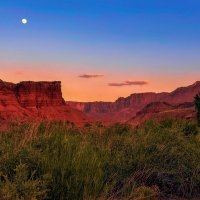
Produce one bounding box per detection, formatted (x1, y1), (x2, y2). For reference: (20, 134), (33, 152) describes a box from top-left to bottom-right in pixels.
(194, 93), (200, 126)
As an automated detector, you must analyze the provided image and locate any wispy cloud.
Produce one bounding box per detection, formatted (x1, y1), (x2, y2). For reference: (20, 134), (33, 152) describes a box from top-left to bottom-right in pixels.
(108, 80), (148, 86)
(79, 73), (105, 78)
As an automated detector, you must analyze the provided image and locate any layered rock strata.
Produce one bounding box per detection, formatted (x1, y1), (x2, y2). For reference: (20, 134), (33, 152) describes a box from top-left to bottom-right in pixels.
(67, 81), (200, 122)
(0, 79), (91, 124)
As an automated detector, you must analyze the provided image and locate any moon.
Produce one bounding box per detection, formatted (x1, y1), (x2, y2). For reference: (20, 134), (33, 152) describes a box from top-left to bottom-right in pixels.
(22, 19), (27, 24)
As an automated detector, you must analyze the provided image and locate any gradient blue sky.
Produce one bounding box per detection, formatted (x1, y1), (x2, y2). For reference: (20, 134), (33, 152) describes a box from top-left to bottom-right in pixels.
(1, 0), (200, 101)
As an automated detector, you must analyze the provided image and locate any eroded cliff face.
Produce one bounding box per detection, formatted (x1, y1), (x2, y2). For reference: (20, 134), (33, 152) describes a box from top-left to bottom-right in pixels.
(0, 79), (91, 124)
(161, 81), (200, 103)
(15, 81), (65, 108)
(66, 81), (200, 123)
(66, 93), (168, 122)
(67, 93), (168, 114)
(0, 80), (65, 108)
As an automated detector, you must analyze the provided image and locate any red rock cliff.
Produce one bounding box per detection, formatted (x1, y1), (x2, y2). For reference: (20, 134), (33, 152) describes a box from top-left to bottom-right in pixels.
(15, 81), (65, 108)
(0, 79), (91, 124)
(66, 81), (200, 122)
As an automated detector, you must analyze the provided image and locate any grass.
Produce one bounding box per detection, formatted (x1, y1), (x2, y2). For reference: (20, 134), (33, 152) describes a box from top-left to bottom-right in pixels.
(0, 119), (200, 199)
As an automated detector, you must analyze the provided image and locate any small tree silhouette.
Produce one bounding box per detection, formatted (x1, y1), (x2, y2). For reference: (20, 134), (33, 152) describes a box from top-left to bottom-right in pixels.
(194, 92), (200, 126)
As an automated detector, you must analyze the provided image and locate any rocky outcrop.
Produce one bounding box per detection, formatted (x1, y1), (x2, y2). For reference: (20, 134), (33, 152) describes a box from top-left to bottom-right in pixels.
(15, 81), (65, 108)
(161, 81), (200, 103)
(66, 81), (200, 122)
(128, 102), (196, 126)
(0, 79), (91, 124)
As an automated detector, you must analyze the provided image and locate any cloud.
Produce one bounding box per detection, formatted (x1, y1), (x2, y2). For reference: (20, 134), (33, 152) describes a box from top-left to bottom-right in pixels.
(79, 73), (105, 78)
(108, 80), (148, 86)
(108, 83), (125, 86)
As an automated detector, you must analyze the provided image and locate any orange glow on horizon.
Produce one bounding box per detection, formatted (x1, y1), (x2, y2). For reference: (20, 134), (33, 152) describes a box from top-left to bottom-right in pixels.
(1, 62), (200, 102)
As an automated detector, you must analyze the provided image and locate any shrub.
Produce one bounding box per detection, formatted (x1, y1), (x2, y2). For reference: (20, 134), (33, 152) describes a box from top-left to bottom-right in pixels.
(0, 162), (51, 199)
(182, 121), (198, 136)
(95, 121), (103, 127)
(0, 119), (200, 199)
(160, 118), (174, 128)
(84, 122), (92, 127)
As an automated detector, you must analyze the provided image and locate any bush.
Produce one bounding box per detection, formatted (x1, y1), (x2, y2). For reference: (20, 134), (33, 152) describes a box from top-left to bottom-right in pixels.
(84, 122), (92, 127)
(160, 118), (174, 128)
(0, 162), (51, 199)
(0, 120), (200, 199)
(95, 121), (103, 127)
(182, 121), (198, 136)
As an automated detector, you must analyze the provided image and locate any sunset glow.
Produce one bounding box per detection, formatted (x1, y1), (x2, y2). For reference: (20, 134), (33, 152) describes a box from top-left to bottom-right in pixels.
(1, 1), (200, 102)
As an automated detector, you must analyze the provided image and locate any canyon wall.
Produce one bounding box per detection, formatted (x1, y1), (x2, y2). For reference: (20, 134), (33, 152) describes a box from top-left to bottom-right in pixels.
(0, 79), (91, 124)
(66, 81), (200, 122)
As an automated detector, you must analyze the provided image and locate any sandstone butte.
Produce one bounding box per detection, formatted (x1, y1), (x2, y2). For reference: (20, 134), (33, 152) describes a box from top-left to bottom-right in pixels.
(66, 81), (200, 123)
(0, 79), (92, 125)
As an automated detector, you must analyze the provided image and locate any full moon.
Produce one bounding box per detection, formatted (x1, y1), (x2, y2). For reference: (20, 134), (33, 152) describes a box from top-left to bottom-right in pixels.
(22, 19), (27, 24)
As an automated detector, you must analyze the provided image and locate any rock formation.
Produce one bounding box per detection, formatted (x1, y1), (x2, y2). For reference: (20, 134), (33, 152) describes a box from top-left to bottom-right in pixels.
(128, 102), (196, 126)
(0, 79), (91, 124)
(66, 81), (200, 123)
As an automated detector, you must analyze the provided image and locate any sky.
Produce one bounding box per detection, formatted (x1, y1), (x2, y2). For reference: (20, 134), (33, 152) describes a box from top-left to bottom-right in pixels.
(1, 0), (200, 102)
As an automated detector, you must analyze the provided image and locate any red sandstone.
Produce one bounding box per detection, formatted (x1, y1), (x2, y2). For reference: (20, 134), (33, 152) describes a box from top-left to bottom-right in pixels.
(66, 81), (200, 123)
(0, 79), (91, 124)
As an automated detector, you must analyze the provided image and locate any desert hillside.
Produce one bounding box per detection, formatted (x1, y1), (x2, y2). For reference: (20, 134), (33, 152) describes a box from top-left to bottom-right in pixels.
(128, 102), (196, 126)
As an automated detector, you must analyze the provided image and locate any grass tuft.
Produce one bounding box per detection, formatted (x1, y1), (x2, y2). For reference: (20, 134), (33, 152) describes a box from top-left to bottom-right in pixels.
(0, 119), (200, 199)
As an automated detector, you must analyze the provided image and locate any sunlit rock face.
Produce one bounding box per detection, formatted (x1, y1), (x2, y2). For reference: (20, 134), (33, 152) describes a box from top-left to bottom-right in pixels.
(15, 81), (65, 108)
(66, 81), (200, 123)
(0, 79), (91, 124)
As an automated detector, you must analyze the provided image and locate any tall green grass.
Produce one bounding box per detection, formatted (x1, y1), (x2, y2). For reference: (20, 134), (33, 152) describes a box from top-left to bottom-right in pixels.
(0, 119), (200, 199)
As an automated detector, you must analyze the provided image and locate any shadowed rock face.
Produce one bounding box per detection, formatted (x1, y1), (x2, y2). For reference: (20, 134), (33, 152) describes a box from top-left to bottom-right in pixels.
(128, 101), (196, 126)
(0, 80), (91, 124)
(66, 81), (200, 123)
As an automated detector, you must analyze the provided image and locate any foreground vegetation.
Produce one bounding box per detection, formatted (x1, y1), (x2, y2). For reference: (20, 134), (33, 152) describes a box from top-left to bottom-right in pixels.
(0, 119), (200, 199)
